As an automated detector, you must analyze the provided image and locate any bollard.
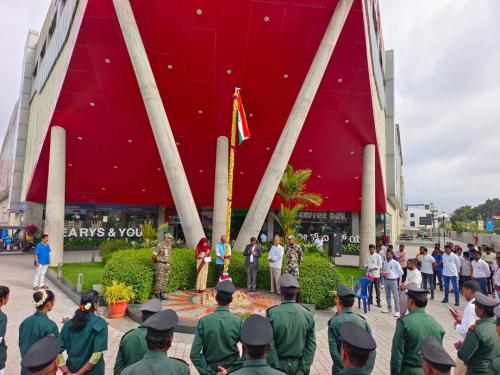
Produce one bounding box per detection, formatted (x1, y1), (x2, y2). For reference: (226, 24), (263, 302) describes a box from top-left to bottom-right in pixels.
(91, 251), (95, 263)
(350, 275), (354, 290)
(76, 273), (83, 294)
(57, 263), (63, 280)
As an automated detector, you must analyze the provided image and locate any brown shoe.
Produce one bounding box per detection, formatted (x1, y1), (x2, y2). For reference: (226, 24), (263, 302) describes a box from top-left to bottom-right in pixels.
(33, 286), (39, 291)
(39, 285), (48, 289)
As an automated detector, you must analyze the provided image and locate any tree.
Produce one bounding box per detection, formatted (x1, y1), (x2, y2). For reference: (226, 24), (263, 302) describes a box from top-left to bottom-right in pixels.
(273, 165), (323, 238)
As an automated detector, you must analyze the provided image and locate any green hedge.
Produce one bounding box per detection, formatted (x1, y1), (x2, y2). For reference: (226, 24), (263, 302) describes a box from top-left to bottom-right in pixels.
(99, 239), (129, 264)
(103, 248), (341, 308)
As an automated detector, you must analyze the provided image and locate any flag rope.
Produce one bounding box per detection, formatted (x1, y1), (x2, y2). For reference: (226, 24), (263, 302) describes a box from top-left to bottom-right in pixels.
(224, 88), (239, 273)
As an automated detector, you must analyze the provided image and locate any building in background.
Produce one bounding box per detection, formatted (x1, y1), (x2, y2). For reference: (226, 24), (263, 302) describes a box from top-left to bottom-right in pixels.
(404, 203), (447, 234)
(0, 0), (405, 262)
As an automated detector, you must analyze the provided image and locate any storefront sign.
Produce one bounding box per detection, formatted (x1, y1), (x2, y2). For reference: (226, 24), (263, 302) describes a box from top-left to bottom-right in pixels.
(297, 232), (360, 243)
(64, 227), (142, 238)
(297, 211), (348, 222)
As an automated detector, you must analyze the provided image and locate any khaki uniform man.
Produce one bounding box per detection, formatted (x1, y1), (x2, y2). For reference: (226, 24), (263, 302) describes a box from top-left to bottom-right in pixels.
(457, 292), (500, 374)
(122, 310), (189, 374)
(266, 273), (316, 374)
(152, 233), (173, 300)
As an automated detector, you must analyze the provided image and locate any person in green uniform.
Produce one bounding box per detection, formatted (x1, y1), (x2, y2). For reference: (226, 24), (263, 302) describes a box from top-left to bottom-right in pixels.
(266, 273), (316, 375)
(328, 285), (375, 374)
(420, 336), (456, 375)
(21, 336), (60, 375)
(190, 280), (243, 374)
(390, 285), (445, 375)
(19, 289), (59, 375)
(122, 309), (189, 374)
(457, 292), (500, 374)
(0, 286), (9, 375)
(224, 314), (285, 374)
(114, 299), (162, 374)
(152, 233), (173, 300)
(337, 321), (377, 374)
(490, 305), (500, 374)
(58, 291), (108, 374)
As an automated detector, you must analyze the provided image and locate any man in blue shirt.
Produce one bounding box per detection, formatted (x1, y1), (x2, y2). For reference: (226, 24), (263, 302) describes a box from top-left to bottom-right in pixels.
(216, 235), (230, 279)
(432, 244), (444, 292)
(33, 234), (51, 290)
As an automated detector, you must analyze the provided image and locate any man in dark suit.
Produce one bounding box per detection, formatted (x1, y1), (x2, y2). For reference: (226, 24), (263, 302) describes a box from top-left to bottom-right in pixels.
(243, 237), (262, 291)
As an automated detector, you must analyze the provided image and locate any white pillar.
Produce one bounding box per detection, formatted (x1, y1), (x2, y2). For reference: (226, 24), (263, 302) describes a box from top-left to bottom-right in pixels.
(234, 0), (353, 251)
(351, 212), (360, 236)
(45, 126), (66, 266)
(212, 137), (229, 250)
(359, 144), (376, 267)
(113, 0), (204, 248)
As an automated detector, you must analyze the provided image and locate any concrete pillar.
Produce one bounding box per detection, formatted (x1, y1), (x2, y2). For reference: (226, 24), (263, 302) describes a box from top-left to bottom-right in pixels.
(212, 137), (229, 250)
(267, 211), (274, 239)
(23, 202), (44, 230)
(45, 126), (66, 266)
(234, 0), (353, 251)
(113, 0), (204, 248)
(359, 144), (376, 267)
(351, 212), (360, 237)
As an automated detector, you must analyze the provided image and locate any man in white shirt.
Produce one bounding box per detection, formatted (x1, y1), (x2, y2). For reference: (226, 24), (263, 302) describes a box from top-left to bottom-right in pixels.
(260, 232), (268, 243)
(268, 235), (284, 294)
(381, 249), (403, 317)
(364, 243), (382, 307)
(471, 250), (491, 295)
(400, 259), (421, 290)
(313, 236), (324, 251)
(494, 254), (500, 301)
(449, 280), (479, 375)
(482, 246), (496, 294)
(442, 244), (461, 306)
(460, 251), (472, 286)
(419, 247), (436, 299)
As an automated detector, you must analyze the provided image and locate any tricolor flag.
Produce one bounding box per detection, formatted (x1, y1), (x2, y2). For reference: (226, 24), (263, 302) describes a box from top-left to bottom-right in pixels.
(235, 92), (250, 144)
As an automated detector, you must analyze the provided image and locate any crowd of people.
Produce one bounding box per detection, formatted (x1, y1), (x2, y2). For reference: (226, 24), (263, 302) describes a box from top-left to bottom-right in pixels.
(2, 235), (500, 374)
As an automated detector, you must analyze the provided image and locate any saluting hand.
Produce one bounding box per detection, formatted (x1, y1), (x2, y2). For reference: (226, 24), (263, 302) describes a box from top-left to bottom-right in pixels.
(217, 366), (227, 375)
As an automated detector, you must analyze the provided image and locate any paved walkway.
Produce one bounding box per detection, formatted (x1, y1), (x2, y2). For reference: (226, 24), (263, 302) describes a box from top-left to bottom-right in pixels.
(1, 243), (462, 374)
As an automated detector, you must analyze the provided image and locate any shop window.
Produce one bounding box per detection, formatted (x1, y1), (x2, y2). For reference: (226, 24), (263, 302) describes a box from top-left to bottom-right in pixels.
(410, 221), (415, 227)
(49, 12), (57, 38)
(40, 41), (46, 60)
(410, 213), (414, 218)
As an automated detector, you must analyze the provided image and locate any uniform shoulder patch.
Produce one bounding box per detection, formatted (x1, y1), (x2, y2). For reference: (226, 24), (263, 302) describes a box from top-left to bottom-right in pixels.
(120, 328), (136, 342)
(170, 357), (189, 367)
(266, 304), (279, 314)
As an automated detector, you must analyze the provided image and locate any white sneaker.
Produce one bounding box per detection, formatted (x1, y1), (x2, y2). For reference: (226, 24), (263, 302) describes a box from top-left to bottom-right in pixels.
(381, 308), (391, 313)
(393, 312), (400, 318)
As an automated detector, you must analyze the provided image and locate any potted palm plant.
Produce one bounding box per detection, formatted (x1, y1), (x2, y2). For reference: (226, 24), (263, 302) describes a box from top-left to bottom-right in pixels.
(104, 280), (136, 318)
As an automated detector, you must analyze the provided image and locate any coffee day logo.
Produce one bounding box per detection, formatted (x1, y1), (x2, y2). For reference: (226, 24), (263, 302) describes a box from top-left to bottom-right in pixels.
(64, 227), (143, 238)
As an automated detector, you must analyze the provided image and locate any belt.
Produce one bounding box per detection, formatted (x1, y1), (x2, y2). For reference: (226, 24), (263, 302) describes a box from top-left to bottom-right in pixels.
(385, 278), (397, 281)
(157, 261), (169, 264)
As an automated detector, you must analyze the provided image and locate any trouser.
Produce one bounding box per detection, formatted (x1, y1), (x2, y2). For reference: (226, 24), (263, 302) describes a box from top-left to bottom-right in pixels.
(421, 272), (434, 298)
(460, 275), (471, 290)
(246, 267), (258, 289)
(487, 268), (493, 294)
(368, 278), (381, 305)
(33, 264), (49, 287)
(433, 270), (443, 290)
(154, 262), (171, 293)
(270, 267), (281, 293)
(475, 277), (488, 295)
(443, 275), (459, 304)
(217, 264), (224, 278)
(384, 279), (400, 312)
(277, 357), (304, 375)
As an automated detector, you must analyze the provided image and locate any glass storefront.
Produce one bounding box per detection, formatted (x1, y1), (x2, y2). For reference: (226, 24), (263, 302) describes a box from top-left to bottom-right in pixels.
(63, 204), (158, 238)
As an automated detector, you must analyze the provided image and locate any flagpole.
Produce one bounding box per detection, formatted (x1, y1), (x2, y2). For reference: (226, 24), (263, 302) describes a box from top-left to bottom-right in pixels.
(224, 87), (240, 274)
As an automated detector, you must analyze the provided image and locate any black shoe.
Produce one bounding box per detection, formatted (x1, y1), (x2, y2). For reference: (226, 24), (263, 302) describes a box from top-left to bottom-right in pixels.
(430, 297), (434, 300)
(159, 291), (168, 301)
(376, 303), (382, 308)
(441, 299), (448, 303)
(454, 302), (459, 306)
(155, 293), (161, 300)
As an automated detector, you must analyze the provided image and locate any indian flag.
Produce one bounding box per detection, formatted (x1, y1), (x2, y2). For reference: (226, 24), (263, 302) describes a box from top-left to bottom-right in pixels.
(235, 92), (250, 144)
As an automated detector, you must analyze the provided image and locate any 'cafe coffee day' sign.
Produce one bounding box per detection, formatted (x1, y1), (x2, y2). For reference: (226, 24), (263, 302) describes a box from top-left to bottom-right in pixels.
(64, 227), (143, 238)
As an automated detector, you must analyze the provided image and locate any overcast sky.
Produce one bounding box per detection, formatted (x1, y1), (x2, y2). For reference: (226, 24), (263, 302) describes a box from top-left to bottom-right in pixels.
(0, 1), (499, 213)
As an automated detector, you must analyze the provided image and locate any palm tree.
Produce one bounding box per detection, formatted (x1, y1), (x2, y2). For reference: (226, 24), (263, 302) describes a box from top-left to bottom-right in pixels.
(273, 165), (323, 237)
